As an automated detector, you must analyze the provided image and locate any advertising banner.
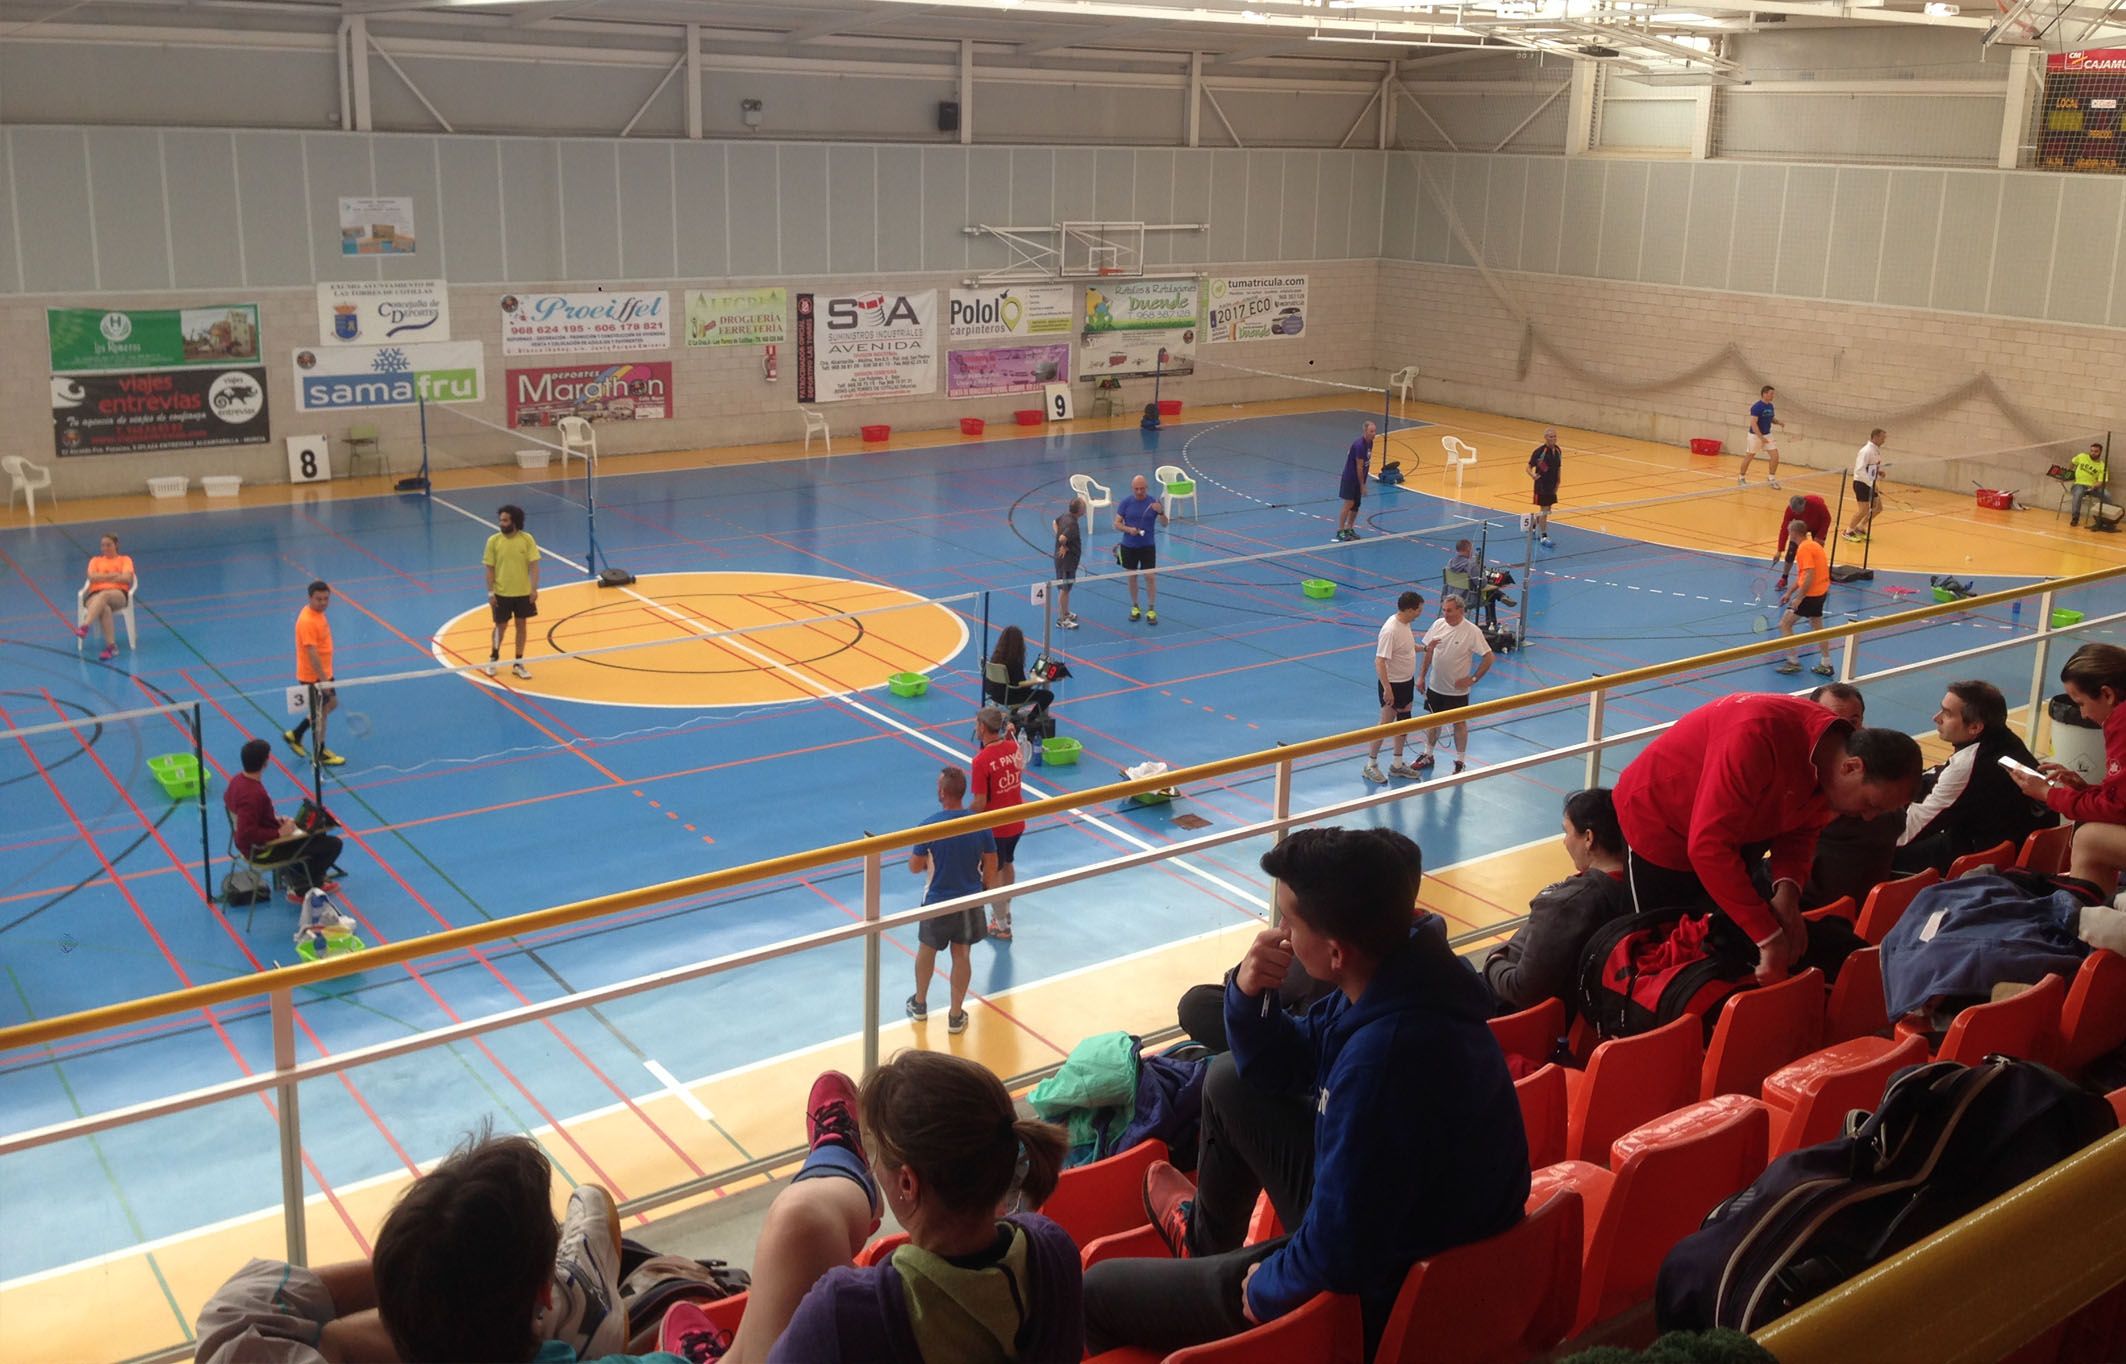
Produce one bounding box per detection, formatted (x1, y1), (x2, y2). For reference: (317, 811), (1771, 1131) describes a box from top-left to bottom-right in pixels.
(52, 368), (270, 457)
(946, 343), (1071, 399)
(685, 288), (787, 346)
(1078, 279), (1199, 379)
(807, 288), (938, 403)
(2050, 49), (2126, 70)
(1207, 275), (1307, 341)
(796, 295), (817, 403)
(340, 196), (417, 254)
(292, 341), (484, 412)
(947, 285), (1075, 341)
(317, 280), (451, 346)
(501, 291), (670, 356)
(506, 361), (672, 427)
(48, 305), (261, 373)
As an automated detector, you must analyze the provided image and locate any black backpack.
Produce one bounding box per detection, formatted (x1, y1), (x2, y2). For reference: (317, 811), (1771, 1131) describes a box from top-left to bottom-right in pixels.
(1656, 1055), (2116, 1334)
(1577, 905), (1758, 1042)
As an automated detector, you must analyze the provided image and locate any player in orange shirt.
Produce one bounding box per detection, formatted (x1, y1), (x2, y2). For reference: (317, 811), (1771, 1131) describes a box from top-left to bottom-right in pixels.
(283, 581), (345, 766)
(75, 533), (135, 662)
(1774, 520), (1834, 678)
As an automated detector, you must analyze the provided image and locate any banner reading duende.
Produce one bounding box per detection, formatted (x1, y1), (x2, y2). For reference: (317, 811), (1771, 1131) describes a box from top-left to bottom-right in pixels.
(49, 305), (261, 373)
(1078, 279), (1199, 379)
(686, 288), (787, 346)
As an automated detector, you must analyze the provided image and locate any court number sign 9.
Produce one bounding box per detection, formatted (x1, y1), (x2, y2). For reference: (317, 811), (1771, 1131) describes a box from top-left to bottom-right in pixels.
(286, 435), (333, 484)
(1044, 383), (1074, 422)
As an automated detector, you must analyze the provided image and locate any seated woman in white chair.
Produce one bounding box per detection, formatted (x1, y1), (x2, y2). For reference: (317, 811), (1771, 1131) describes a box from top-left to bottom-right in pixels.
(76, 532), (135, 661)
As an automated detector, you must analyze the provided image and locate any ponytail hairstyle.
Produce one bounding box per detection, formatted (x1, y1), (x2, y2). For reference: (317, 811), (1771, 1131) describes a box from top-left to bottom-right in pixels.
(860, 1050), (1067, 1217)
(2062, 643), (2126, 705)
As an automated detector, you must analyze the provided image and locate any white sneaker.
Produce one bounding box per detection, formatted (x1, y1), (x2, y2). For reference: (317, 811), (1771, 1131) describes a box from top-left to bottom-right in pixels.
(1768, 477), (1782, 489)
(1736, 477), (1749, 488)
(1361, 763), (1386, 784)
(1059, 614), (1080, 630)
(483, 659), (498, 678)
(512, 661), (533, 679)
(1389, 761), (1421, 779)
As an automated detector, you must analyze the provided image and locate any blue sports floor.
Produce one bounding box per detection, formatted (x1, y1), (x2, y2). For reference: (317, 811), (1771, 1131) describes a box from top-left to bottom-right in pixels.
(0, 406), (2104, 1286)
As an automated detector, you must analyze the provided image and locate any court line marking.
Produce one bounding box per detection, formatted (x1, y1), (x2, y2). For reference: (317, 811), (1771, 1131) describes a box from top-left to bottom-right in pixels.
(644, 1059), (714, 1123)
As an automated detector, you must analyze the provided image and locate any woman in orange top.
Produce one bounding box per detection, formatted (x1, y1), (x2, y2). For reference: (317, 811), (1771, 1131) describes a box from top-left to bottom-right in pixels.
(76, 532), (135, 661)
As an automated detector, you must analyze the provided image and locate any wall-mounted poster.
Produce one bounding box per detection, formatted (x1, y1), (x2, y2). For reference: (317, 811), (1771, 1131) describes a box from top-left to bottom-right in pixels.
(800, 289), (938, 403)
(1078, 279), (1199, 379)
(292, 342), (484, 412)
(48, 305), (260, 373)
(340, 196), (417, 255)
(685, 288), (787, 346)
(947, 343), (1071, 399)
(502, 291), (670, 356)
(317, 280), (451, 345)
(1207, 276), (1308, 341)
(52, 369), (270, 457)
(947, 286), (1075, 341)
(506, 362), (672, 427)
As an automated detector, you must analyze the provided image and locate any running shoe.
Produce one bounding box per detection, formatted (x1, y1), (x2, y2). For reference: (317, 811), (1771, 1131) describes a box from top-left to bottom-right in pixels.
(73, 625), (89, 639)
(318, 748), (348, 767)
(1129, 606), (1142, 622)
(1389, 761), (1421, 779)
(98, 646), (115, 662)
(904, 994), (928, 1022)
(1414, 751), (1436, 769)
(947, 1010), (969, 1035)
(1361, 762), (1386, 784)
(282, 729), (309, 758)
(1142, 1161), (1196, 1259)
(1059, 614), (1080, 630)
(512, 661), (533, 680)
(1768, 477), (1782, 489)
(1453, 760), (1467, 775)
(987, 918), (1013, 942)
(1539, 536), (1554, 548)
(1811, 662), (1836, 677)
(805, 1070), (867, 1163)
(1736, 477), (1749, 488)
(1146, 609), (1158, 625)
(1774, 660), (1803, 675)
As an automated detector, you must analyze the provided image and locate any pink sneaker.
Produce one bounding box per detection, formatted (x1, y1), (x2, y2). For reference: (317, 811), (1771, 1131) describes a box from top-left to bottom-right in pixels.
(98, 646), (116, 662)
(806, 1070), (866, 1164)
(74, 625), (89, 639)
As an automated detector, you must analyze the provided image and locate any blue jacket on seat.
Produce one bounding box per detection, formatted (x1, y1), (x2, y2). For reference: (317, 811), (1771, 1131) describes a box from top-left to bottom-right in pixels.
(1224, 912), (1530, 1337)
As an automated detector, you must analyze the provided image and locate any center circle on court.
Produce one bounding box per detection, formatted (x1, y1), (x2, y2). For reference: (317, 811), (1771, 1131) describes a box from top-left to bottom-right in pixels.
(429, 570), (967, 709)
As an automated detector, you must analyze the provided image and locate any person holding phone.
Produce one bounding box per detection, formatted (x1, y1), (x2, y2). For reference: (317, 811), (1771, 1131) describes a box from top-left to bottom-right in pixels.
(2003, 643), (2126, 889)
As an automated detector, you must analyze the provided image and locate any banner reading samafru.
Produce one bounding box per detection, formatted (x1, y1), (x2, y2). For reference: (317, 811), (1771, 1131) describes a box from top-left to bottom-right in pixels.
(49, 305), (261, 372)
(1079, 279), (1200, 334)
(685, 288), (787, 346)
(947, 343), (1071, 399)
(1207, 276), (1308, 342)
(317, 280), (451, 346)
(292, 341), (484, 412)
(947, 286), (1074, 342)
(809, 289), (937, 403)
(506, 362), (672, 427)
(52, 368), (270, 457)
(501, 291), (669, 356)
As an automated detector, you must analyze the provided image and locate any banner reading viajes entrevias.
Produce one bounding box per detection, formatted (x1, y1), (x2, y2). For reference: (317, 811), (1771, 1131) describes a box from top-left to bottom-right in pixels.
(52, 368), (271, 457)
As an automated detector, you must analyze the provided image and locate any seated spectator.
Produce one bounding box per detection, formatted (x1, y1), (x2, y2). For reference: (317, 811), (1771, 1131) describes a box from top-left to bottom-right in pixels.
(2006, 643), (2126, 890)
(1141, 402), (1162, 431)
(1083, 827), (1528, 1358)
(1893, 680), (2057, 875)
(1444, 538), (1482, 587)
(224, 737), (342, 902)
(1484, 788), (1631, 1019)
(196, 1133), (644, 1364)
(75, 531), (134, 662)
(982, 624), (1055, 723)
(1176, 957), (1333, 1053)
(1794, 684), (1905, 908)
(717, 1053), (1078, 1363)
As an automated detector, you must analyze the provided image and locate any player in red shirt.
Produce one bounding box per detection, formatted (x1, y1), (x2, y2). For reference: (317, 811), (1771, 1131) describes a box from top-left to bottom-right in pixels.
(1770, 493), (1831, 592)
(971, 706), (1027, 941)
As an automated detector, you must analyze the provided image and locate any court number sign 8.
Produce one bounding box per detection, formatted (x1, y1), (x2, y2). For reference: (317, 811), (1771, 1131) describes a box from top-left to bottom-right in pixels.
(299, 449), (318, 478)
(286, 437), (331, 484)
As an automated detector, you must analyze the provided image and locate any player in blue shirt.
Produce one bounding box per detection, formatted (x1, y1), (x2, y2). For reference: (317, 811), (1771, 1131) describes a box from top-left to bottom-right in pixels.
(1738, 384), (1785, 489)
(1114, 474), (1170, 625)
(1336, 421), (1377, 541)
(907, 765), (998, 1035)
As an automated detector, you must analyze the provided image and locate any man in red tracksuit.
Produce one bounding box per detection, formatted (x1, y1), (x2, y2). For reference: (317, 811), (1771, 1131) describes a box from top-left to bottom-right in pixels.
(1613, 694), (1922, 983)
(1771, 493), (1832, 592)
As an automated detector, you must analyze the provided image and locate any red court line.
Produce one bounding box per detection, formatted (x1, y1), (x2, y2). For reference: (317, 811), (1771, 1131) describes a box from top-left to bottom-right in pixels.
(0, 540), (79, 631)
(295, 508), (435, 593)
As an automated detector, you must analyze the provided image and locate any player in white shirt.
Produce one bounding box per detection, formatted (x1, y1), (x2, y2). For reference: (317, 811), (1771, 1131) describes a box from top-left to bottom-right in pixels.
(1844, 429), (1888, 541)
(1416, 594), (1496, 775)
(1362, 590), (1426, 784)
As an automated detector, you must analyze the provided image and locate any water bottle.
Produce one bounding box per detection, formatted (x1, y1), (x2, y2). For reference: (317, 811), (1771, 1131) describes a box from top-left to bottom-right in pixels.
(2012, 599), (2022, 629)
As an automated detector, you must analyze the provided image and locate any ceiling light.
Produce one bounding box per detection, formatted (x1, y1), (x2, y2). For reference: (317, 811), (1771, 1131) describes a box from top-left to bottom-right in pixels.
(1923, 2), (1959, 12)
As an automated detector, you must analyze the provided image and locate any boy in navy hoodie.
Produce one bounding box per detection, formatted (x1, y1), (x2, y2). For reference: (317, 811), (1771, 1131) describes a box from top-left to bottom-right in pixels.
(1082, 826), (1530, 1356)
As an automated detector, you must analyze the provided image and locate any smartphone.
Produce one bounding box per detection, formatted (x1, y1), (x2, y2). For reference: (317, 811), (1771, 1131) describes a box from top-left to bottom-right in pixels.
(1998, 755), (2051, 784)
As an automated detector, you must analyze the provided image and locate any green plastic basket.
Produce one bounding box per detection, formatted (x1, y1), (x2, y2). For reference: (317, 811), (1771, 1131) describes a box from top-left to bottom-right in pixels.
(296, 931), (368, 963)
(1302, 579), (1336, 599)
(2053, 608), (2086, 629)
(148, 753), (205, 800)
(1042, 736), (1083, 767)
(887, 672), (928, 698)
(1165, 479), (1195, 498)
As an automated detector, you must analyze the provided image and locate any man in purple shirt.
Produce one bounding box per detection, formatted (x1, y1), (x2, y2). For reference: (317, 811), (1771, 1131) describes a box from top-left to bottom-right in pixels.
(1336, 421), (1376, 542)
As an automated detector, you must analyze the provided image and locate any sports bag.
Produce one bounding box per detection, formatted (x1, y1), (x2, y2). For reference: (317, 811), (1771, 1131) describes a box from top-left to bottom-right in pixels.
(1578, 906), (1757, 1041)
(221, 863), (269, 907)
(1656, 1055), (2116, 1334)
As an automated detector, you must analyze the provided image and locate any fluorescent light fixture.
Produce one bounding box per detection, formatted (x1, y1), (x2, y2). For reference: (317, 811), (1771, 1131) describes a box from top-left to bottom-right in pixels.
(1923, 2), (1959, 13)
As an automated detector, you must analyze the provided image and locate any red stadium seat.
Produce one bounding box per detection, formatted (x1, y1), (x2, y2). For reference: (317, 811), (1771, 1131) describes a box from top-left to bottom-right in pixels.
(1700, 968), (1825, 1101)
(1856, 868), (1941, 945)
(2019, 824), (2076, 876)
(1080, 1222), (1171, 1270)
(1515, 1062), (1569, 1170)
(1245, 1190), (1282, 1244)
(1529, 1094), (1770, 1334)
(1825, 946), (1890, 1043)
(1934, 973), (2064, 1066)
(1761, 1033), (1928, 1156)
(2110, 1086), (2126, 1126)
(854, 1231), (908, 1267)
(2060, 951), (2126, 1078)
(1040, 1138), (1169, 1247)
(1372, 1189), (1583, 1364)
(1947, 840), (2019, 880)
(1803, 896), (1857, 925)
(1082, 1291), (1365, 1364)
(1489, 996), (1566, 1068)
(1563, 1014), (1702, 1164)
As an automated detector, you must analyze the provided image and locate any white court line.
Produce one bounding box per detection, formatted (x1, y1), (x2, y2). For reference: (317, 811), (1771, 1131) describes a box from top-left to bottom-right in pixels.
(644, 1059), (714, 1123)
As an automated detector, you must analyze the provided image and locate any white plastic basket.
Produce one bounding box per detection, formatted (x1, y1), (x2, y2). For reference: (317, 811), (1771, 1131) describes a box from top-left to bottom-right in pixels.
(515, 449), (552, 469)
(146, 476), (188, 499)
(201, 475), (243, 498)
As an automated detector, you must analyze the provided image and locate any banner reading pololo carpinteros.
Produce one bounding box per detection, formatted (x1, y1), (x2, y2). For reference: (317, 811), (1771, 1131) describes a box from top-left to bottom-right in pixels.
(501, 291), (669, 356)
(803, 289), (938, 403)
(947, 286), (1074, 342)
(1078, 279), (1199, 379)
(1207, 276), (1307, 342)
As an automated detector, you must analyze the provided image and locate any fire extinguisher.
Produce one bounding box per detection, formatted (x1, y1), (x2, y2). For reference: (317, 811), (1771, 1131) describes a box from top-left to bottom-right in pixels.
(764, 344), (779, 382)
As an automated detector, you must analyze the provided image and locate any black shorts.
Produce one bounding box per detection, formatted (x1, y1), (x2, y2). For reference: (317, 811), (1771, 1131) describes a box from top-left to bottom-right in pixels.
(994, 833), (1021, 866)
(1054, 558), (1080, 585)
(1339, 477), (1364, 506)
(302, 684), (337, 706)
(1533, 485), (1558, 508)
(1793, 595), (1826, 619)
(1119, 545), (1156, 572)
(491, 594), (537, 623)
(1378, 678), (1415, 717)
(918, 906), (987, 950)
(1851, 480), (1876, 504)
(1424, 688), (1468, 715)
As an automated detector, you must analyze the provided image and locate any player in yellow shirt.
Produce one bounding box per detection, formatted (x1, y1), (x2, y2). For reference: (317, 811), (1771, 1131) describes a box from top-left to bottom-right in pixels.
(482, 504), (542, 679)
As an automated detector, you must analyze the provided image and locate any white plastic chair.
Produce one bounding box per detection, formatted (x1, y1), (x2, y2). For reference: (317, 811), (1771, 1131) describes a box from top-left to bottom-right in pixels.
(1069, 474), (1112, 532)
(77, 571), (140, 653)
(1155, 464), (1199, 519)
(1441, 436), (1479, 498)
(555, 416), (598, 471)
(801, 408), (831, 454)
(1389, 366), (1419, 410)
(4, 456), (55, 518)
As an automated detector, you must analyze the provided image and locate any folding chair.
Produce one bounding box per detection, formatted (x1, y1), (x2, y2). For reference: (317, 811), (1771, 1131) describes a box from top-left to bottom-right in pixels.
(341, 424), (383, 479)
(2059, 950), (2126, 1078)
(2018, 824), (2075, 875)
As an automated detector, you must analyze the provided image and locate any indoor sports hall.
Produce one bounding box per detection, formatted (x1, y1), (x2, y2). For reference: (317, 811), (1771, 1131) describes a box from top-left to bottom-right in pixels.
(4, 5), (2126, 1362)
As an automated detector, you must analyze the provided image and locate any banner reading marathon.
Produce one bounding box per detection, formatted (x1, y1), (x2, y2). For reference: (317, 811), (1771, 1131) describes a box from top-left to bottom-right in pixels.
(506, 362), (672, 427)
(49, 305), (261, 373)
(1078, 278), (1199, 379)
(52, 368), (271, 457)
(1207, 276), (1307, 341)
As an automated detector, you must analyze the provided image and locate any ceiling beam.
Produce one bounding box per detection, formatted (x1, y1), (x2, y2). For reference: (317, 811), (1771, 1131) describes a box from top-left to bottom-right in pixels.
(780, 3), (926, 43)
(1016, 19), (1158, 56)
(509, 0), (607, 25)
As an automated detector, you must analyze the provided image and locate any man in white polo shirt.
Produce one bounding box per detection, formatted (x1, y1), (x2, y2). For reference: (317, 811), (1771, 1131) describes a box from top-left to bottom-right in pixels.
(1417, 594), (1495, 775)
(1362, 590), (1426, 784)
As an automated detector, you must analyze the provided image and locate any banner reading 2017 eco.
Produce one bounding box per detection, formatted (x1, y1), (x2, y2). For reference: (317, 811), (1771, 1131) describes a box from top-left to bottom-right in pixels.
(49, 305), (262, 372)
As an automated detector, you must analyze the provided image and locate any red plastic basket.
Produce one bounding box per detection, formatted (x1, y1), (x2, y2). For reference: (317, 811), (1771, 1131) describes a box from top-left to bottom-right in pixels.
(1689, 437), (1723, 455)
(1975, 488), (2015, 511)
(1157, 399), (1183, 417)
(959, 417), (985, 436)
(1014, 409), (1044, 426)
(860, 424), (891, 442)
